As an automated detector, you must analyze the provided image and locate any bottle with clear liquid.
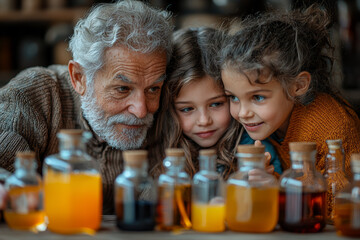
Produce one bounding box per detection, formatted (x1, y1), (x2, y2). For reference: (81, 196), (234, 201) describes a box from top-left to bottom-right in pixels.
(226, 145), (278, 233)
(334, 153), (360, 237)
(4, 151), (45, 232)
(115, 150), (157, 231)
(324, 139), (349, 224)
(279, 142), (327, 233)
(156, 148), (191, 230)
(43, 129), (102, 234)
(192, 149), (225, 232)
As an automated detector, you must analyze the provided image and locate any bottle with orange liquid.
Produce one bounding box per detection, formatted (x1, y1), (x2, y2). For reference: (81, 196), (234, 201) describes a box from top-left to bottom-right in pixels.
(43, 129), (102, 234)
(192, 149), (225, 232)
(279, 142), (327, 233)
(226, 145), (278, 233)
(157, 148), (191, 230)
(115, 150), (157, 231)
(334, 153), (360, 237)
(4, 151), (45, 232)
(323, 139), (349, 224)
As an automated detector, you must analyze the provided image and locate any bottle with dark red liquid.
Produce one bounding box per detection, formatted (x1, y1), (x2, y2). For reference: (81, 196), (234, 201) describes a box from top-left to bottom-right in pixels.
(279, 142), (327, 233)
(114, 150), (157, 231)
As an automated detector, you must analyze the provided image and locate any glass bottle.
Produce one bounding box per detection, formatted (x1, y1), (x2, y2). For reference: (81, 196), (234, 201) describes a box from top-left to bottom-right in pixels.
(279, 142), (327, 233)
(191, 149), (225, 232)
(4, 151), (45, 232)
(334, 153), (360, 237)
(156, 148), (192, 230)
(43, 129), (102, 234)
(0, 167), (10, 223)
(324, 139), (349, 224)
(115, 150), (157, 231)
(226, 145), (278, 233)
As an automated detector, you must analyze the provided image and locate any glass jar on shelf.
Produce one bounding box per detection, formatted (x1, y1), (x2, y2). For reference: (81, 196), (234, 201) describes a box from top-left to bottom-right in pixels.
(226, 145), (278, 233)
(115, 150), (157, 231)
(334, 153), (360, 237)
(192, 149), (225, 232)
(4, 151), (45, 232)
(43, 129), (102, 234)
(156, 148), (191, 231)
(279, 142), (327, 233)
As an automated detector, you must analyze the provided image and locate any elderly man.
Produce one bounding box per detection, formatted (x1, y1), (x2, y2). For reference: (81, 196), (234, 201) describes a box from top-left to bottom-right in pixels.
(0, 0), (173, 214)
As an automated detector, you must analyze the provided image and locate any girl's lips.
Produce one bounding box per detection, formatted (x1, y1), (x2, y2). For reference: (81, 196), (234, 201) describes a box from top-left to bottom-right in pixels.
(196, 130), (216, 138)
(243, 122), (263, 132)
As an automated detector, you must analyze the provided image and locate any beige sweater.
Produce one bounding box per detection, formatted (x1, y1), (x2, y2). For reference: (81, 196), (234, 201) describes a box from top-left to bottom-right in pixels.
(0, 65), (125, 214)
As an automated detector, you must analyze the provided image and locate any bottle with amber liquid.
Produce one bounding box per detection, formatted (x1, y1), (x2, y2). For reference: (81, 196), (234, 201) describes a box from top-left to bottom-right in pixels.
(334, 153), (360, 237)
(279, 142), (327, 233)
(226, 145), (279, 233)
(43, 129), (102, 234)
(157, 148), (191, 230)
(323, 139), (349, 224)
(115, 150), (156, 231)
(4, 151), (45, 232)
(192, 149), (225, 232)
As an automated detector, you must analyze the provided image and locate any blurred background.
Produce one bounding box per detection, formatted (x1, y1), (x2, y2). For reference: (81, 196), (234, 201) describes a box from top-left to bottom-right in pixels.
(0, 0), (359, 114)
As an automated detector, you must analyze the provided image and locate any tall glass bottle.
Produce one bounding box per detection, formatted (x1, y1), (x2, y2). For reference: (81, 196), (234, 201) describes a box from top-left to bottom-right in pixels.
(43, 129), (102, 234)
(192, 149), (225, 232)
(156, 148), (191, 230)
(279, 142), (327, 233)
(334, 153), (360, 237)
(226, 145), (278, 233)
(324, 139), (349, 224)
(115, 150), (157, 231)
(4, 151), (45, 232)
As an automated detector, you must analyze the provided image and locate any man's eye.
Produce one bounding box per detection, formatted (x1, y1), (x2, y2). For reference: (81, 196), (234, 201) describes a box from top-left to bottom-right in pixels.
(148, 86), (161, 94)
(117, 86), (130, 93)
(179, 107), (193, 113)
(253, 95), (265, 102)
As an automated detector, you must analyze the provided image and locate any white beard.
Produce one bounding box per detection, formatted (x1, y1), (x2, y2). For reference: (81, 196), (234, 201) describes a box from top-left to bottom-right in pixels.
(80, 88), (154, 150)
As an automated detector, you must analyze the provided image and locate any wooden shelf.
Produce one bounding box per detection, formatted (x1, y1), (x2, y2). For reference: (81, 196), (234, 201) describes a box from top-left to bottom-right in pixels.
(0, 8), (88, 23)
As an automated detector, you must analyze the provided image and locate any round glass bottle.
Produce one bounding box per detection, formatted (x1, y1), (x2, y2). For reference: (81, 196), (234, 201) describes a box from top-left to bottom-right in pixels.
(4, 151), (45, 231)
(226, 145), (278, 233)
(334, 153), (360, 237)
(324, 139), (349, 224)
(192, 149), (225, 232)
(115, 150), (157, 231)
(43, 129), (102, 234)
(157, 148), (191, 230)
(279, 142), (327, 233)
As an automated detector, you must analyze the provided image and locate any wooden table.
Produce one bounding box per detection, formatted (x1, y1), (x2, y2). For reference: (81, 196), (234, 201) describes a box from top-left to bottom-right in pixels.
(0, 216), (351, 240)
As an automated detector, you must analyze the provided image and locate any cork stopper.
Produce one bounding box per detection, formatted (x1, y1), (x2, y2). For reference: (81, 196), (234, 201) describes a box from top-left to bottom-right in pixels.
(123, 150), (148, 168)
(326, 139), (342, 150)
(199, 149), (216, 157)
(237, 145), (265, 154)
(16, 151), (35, 160)
(58, 129), (83, 136)
(165, 148), (185, 157)
(351, 153), (360, 172)
(289, 142), (316, 152)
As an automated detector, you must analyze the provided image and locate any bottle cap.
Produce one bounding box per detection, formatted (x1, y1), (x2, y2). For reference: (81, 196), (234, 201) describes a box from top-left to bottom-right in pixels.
(326, 139), (342, 150)
(237, 145), (265, 154)
(165, 148), (185, 157)
(123, 150), (148, 168)
(58, 129), (83, 135)
(16, 151), (35, 160)
(289, 142), (316, 152)
(199, 149), (216, 157)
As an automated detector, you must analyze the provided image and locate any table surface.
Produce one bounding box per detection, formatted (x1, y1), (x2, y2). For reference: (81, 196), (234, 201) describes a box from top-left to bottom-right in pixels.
(0, 216), (353, 240)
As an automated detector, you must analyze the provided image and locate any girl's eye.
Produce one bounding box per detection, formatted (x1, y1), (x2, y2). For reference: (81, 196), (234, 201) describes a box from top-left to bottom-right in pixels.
(210, 102), (224, 107)
(228, 95), (239, 103)
(253, 95), (265, 102)
(179, 107), (193, 113)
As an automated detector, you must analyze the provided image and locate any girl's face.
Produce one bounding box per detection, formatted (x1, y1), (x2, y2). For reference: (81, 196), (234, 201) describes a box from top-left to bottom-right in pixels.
(174, 75), (231, 148)
(221, 68), (295, 140)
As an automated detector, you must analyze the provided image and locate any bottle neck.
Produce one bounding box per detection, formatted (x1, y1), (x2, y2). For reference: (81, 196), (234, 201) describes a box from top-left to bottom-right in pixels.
(14, 159), (37, 177)
(164, 156), (185, 174)
(199, 155), (217, 172)
(237, 153), (264, 171)
(123, 164), (148, 176)
(325, 148), (345, 173)
(290, 151), (316, 173)
(59, 138), (87, 158)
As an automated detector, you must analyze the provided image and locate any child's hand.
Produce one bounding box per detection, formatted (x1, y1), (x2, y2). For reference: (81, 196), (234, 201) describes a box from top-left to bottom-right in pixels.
(254, 140), (275, 175)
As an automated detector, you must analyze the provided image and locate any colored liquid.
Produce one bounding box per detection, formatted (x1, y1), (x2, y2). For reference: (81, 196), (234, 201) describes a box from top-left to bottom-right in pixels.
(116, 200), (156, 231)
(279, 191), (326, 233)
(191, 202), (225, 232)
(334, 202), (360, 237)
(226, 185), (278, 232)
(4, 185), (45, 231)
(44, 170), (102, 234)
(157, 184), (191, 230)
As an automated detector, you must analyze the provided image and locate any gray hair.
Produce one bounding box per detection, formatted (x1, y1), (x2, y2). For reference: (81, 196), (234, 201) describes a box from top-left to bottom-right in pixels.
(68, 0), (173, 86)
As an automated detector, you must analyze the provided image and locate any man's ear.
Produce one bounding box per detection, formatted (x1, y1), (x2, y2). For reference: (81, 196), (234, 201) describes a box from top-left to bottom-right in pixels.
(68, 60), (87, 96)
(291, 71), (311, 97)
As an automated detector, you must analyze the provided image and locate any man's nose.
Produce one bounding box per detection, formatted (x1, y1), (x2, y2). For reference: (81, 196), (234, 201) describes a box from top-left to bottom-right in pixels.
(128, 92), (147, 119)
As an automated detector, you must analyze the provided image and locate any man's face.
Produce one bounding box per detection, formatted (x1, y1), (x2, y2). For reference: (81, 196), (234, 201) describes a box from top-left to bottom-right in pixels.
(81, 45), (167, 150)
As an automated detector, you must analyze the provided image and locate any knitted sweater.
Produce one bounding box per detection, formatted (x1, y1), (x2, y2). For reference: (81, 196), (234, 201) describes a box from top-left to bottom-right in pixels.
(0, 65), (126, 214)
